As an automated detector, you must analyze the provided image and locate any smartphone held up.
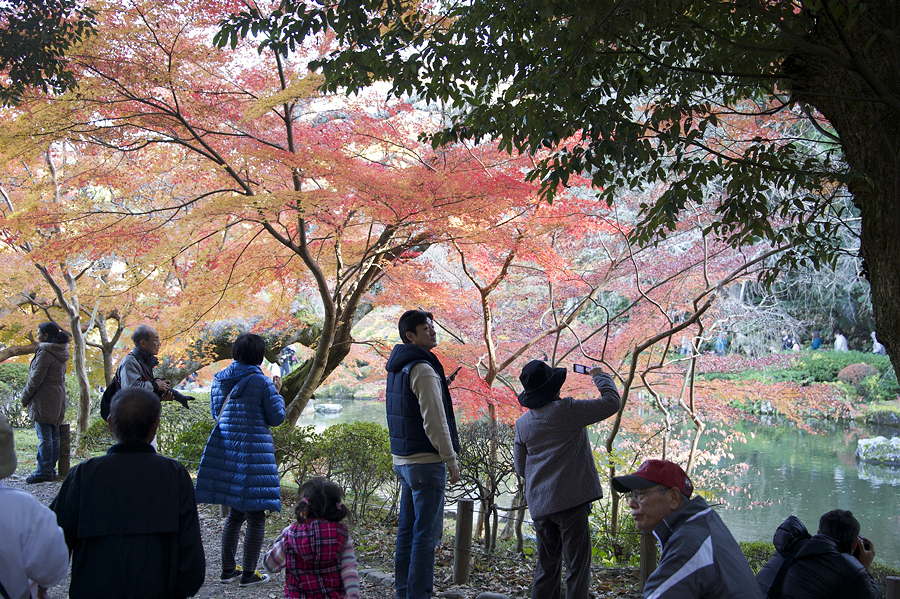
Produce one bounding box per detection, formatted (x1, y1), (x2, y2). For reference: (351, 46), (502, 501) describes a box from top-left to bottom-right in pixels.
(573, 364), (592, 375)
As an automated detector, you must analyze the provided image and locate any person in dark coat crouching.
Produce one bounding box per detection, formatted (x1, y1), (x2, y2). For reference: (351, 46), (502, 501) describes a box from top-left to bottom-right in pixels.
(514, 361), (621, 599)
(756, 510), (879, 599)
(195, 332), (286, 587)
(50, 387), (205, 599)
(21, 321), (70, 483)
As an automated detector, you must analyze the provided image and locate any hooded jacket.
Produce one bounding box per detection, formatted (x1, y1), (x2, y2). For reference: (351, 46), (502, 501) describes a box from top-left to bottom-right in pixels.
(194, 362), (285, 512)
(756, 515), (879, 599)
(385, 343), (459, 457)
(21, 342), (69, 425)
(644, 495), (762, 599)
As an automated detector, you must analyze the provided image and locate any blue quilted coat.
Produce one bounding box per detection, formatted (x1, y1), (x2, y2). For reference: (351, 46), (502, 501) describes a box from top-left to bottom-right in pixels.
(194, 362), (286, 512)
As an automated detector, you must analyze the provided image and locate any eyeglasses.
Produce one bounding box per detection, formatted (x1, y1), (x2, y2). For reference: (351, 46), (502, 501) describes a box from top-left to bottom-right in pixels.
(628, 486), (667, 503)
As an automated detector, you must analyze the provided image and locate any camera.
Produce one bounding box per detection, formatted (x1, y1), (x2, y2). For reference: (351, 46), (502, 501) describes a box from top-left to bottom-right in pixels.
(573, 364), (591, 374)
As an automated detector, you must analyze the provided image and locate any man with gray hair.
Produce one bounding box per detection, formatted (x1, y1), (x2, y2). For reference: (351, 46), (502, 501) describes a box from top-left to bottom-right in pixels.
(52, 387), (205, 598)
(101, 324), (192, 420)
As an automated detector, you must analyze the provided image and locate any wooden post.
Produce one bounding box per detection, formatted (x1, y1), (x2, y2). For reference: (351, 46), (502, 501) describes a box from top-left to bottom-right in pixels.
(639, 531), (658, 589)
(57, 423), (71, 478)
(886, 576), (900, 599)
(452, 499), (474, 585)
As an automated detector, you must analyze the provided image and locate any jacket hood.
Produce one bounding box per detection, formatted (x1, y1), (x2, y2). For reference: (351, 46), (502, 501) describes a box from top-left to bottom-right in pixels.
(654, 495), (711, 547)
(38, 342), (69, 361)
(215, 361), (264, 388)
(385, 343), (435, 373)
(795, 534), (842, 559)
(772, 515), (811, 555)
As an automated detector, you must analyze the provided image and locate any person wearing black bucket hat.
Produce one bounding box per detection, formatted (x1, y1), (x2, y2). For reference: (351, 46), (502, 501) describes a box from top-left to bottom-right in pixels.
(513, 360), (620, 599)
(612, 459), (761, 599)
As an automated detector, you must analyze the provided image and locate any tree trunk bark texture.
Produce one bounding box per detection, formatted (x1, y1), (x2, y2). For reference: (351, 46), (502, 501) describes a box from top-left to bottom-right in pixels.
(789, 1), (900, 379)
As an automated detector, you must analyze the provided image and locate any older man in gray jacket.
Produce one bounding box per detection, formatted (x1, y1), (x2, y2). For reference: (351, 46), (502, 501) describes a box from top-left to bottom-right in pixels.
(514, 360), (620, 599)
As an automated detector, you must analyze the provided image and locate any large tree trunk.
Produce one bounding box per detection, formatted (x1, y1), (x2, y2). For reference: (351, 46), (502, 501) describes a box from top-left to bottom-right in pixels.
(789, 0), (900, 379)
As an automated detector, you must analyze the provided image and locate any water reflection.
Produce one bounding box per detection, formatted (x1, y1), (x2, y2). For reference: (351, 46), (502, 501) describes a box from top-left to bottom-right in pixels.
(297, 398), (900, 567)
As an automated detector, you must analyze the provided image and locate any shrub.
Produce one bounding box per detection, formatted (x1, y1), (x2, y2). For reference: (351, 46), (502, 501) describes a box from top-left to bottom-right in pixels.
(79, 417), (114, 453)
(156, 394), (212, 469)
(740, 541), (775, 574)
(799, 351), (893, 382)
(320, 422), (394, 519)
(274, 424), (326, 482)
(837, 363), (879, 386)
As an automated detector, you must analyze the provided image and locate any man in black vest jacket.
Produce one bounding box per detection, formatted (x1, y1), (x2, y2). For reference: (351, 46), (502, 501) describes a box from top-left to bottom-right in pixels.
(385, 309), (460, 599)
(51, 387), (205, 598)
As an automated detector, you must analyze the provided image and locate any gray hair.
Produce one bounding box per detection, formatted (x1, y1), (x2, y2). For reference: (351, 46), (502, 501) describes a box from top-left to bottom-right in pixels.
(131, 324), (157, 346)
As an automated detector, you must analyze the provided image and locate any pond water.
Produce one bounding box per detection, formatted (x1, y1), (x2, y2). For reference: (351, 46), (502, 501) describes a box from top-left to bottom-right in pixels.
(300, 398), (900, 567)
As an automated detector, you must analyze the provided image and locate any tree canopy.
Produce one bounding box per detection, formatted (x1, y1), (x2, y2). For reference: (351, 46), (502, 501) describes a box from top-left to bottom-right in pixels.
(0, 0), (95, 105)
(217, 0), (900, 376)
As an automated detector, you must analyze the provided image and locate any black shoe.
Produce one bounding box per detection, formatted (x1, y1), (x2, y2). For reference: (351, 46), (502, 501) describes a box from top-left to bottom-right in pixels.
(220, 566), (243, 584)
(239, 571), (270, 587)
(26, 473), (54, 484)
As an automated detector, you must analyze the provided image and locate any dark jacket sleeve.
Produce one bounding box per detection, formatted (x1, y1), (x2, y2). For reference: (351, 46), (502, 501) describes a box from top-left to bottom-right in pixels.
(174, 465), (205, 598)
(849, 559), (880, 599)
(21, 350), (50, 406)
(50, 466), (80, 551)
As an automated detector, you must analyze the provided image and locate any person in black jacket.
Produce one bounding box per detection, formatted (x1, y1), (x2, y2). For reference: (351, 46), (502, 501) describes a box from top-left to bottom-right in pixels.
(51, 387), (206, 599)
(385, 309), (460, 599)
(756, 510), (879, 599)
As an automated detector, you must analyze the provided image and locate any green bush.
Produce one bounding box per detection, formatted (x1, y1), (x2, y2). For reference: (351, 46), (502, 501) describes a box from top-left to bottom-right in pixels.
(156, 394), (212, 469)
(799, 351), (895, 382)
(274, 421), (397, 521)
(80, 417), (114, 453)
(739, 541), (775, 574)
(320, 421), (394, 519)
(274, 424), (326, 482)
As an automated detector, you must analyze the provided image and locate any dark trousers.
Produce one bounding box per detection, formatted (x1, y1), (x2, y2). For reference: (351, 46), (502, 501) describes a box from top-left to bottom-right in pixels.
(221, 508), (266, 575)
(531, 502), (592, 599)
(34, 422), (60, 476)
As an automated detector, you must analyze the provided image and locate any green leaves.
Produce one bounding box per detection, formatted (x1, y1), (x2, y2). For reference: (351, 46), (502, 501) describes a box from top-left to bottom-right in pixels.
(0, 0), (97, 105)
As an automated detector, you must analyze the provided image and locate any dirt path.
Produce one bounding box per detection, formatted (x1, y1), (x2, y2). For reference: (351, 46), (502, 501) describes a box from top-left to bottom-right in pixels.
(5, 472), (394, 599)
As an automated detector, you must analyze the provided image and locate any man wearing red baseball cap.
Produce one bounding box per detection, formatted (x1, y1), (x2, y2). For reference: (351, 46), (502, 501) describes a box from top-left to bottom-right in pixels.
(612, 459), (762, 599)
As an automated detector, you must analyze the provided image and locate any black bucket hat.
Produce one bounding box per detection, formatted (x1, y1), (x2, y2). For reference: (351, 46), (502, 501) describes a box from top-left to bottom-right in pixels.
(518, 360), (566, 409)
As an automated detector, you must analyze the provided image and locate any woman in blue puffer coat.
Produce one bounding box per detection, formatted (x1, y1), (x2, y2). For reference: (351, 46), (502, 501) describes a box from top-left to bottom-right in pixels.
(195, 333), (286, 588)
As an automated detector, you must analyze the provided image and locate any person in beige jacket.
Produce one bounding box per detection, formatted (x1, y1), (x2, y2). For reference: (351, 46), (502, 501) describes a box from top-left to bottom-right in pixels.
(21, 322), (70, 484)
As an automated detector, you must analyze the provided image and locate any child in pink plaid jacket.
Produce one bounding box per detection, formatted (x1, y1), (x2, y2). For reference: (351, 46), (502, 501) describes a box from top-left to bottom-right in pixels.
(264, 478), (360, 599)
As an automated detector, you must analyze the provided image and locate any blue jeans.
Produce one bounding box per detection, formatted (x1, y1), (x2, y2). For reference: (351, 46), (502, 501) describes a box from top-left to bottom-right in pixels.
(34, 422), (60, 476)
(394, 462), (446, 599)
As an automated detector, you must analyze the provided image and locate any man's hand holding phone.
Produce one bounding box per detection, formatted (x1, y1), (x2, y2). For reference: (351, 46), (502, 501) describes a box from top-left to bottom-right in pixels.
(573, 364), (606, 377)
(853, 536), (875, 568)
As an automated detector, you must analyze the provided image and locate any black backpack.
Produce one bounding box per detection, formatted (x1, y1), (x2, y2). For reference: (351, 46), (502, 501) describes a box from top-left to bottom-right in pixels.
(99, 371), (121, 421)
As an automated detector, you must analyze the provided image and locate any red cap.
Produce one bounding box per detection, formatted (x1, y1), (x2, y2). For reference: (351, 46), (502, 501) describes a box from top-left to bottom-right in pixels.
(611, 459), (694, 497)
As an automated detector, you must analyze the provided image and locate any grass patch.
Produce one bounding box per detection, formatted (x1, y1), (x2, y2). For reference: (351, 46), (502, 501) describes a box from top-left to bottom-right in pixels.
(12, 427), (39, 475)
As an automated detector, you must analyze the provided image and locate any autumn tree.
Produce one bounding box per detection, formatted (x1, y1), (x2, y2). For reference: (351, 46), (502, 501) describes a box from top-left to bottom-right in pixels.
(219, 0), (900, 380)
(5, 0), (545, 425)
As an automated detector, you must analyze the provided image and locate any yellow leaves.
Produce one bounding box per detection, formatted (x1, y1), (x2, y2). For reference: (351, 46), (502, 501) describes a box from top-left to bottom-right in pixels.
(243, 72), (325, 121)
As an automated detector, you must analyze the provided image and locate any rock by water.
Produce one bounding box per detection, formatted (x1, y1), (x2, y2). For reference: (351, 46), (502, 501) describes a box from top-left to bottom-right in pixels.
(856, 436), (900, 466)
